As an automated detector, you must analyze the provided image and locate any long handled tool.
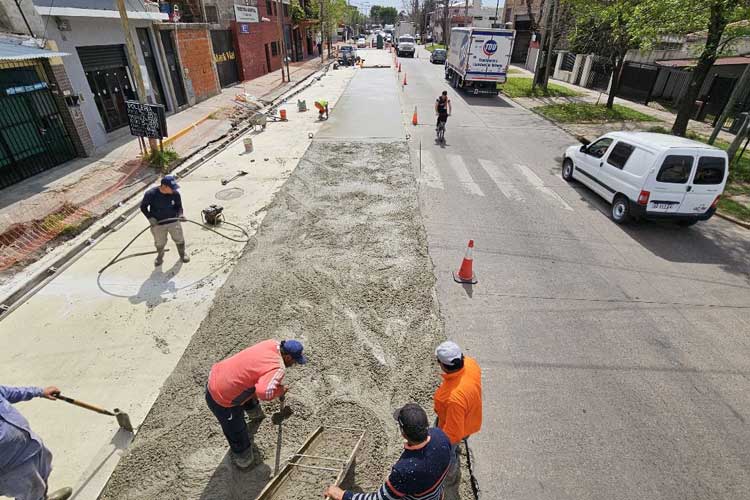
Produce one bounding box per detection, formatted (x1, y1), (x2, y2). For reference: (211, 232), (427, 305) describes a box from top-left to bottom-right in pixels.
(221, 170), (248, 185)
(55, 393), (133, 432)
(273, 395), (285, 475)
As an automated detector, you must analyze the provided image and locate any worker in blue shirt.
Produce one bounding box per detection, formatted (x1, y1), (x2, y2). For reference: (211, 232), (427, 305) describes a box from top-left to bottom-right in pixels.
(0, 385), (72, 500)
(140, 175), (190, 266)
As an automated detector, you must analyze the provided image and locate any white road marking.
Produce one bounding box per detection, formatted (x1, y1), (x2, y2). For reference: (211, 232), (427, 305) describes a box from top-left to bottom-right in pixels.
(447, 154), (485, 196)
(514, 163), (573, 211)
(477, 158), (525, 202)
(418, 149), (444, 190)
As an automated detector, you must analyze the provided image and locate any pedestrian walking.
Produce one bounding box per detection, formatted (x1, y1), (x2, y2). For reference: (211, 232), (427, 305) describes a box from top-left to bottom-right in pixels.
(205, 339), (307, 468)
(324, 403), (452, 500)
(433, 341), (483, 498)
(0, 385), (72, 500)
(140, 175), (189, 266)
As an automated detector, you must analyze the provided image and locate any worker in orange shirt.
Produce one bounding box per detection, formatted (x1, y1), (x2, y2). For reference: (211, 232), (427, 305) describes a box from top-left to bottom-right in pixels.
(433, 340), (482, 499)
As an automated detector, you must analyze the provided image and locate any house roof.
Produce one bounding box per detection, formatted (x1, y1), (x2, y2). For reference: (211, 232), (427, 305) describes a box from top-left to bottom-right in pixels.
(656, 56), (750, 68)
(0, 41), (68, 61)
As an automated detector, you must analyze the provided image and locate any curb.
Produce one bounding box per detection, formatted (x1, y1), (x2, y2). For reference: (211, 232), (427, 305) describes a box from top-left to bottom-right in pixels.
(162, 114), (213, 147)
(716, 210), (750, 230)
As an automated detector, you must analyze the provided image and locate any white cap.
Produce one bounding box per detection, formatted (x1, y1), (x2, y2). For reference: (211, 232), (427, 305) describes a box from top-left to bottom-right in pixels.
(435, 341), (462, 365)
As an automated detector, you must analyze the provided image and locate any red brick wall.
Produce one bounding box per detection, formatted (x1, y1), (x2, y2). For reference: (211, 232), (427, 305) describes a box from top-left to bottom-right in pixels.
(174, 26), (220, 102)
(231, 2), (291, 82)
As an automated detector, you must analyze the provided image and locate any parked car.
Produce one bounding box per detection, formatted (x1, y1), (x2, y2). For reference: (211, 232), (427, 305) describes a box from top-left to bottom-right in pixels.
(430, 48), (447, 64)
(562, 132), (728, 225)
(357, 37), (367, 48)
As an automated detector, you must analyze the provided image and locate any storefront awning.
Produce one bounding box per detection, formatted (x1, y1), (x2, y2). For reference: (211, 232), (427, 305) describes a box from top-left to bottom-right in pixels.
(0, 42), (69, 61)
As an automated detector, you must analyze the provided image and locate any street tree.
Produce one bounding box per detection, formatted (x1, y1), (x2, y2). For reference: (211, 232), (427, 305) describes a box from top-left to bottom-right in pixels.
(567, 0), (642, 108)
(370, 5), (399, 24)
(629, 0), (750, 136)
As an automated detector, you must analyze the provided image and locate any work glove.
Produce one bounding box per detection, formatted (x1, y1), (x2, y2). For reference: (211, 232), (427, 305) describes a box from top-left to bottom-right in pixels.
(148, 217), (158, 227)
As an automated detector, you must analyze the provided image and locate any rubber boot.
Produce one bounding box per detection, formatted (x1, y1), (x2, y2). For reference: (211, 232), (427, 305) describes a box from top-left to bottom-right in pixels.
(177, 244), (190, 263)
(231, 446), (254, 469)
(47, 487), (73, 500)
(154, 248), (165, 266)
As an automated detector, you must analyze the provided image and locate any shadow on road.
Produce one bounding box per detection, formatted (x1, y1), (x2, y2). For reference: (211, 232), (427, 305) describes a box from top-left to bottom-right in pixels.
(458, 94), (514, 108)
(199, 451), (272, 500)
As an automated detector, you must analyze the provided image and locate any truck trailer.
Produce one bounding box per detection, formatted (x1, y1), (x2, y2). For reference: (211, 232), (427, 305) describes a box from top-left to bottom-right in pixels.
(445, 27), (515, 95)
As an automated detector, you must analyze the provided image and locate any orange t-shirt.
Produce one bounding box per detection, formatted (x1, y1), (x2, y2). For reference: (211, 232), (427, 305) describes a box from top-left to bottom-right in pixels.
(433, 356), (482, 444)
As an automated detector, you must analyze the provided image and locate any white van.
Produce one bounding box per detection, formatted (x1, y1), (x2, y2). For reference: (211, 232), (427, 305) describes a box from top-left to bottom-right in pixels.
(562, 132), (728, 226)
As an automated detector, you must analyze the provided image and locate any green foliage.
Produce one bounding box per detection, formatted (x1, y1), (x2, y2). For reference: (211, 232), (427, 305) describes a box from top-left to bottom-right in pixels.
(290, 0), (306, 24)
(370, 5), (398, 24)
(424, 43), (446, 52)
(535, 103), (658, 122)
(718, 198), (750, 222)
(498, 77), (582, 98)
(310, 0), (348, 39)
(147, 147), (180, 174)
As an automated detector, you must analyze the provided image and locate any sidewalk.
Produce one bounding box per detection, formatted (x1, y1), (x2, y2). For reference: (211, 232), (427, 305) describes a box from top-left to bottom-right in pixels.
(0, 57), (324, 282)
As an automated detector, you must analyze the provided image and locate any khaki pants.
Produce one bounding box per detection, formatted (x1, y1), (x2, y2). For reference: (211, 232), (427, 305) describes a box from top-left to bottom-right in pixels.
(150, 221), (185, 250)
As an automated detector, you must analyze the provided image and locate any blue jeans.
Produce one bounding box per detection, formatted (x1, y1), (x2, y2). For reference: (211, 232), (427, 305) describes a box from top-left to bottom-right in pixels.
(205, 388), (256, 454)
(0, 426), (51, 500)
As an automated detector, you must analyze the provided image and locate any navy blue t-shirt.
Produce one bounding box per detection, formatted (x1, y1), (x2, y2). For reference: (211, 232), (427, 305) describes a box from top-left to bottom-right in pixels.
(140, 186), (183, 222)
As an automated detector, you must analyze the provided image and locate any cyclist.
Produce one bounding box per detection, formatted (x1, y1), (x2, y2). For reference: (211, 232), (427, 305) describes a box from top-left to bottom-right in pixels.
(435, 90), (451, 131)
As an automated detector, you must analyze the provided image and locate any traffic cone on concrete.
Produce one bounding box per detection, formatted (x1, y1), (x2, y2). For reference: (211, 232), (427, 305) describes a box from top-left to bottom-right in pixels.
(412, 106), (418, 125)
(403, 73), (407, 86)
(398, 62), (402, 73)
(453, 240), (478, 284)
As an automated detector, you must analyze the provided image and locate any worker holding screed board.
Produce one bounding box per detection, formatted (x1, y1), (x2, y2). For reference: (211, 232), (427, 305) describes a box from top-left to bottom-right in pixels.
(433, 341), (483, 499)
(0, 385), (72, 500)
(324, 403), (452, 500)
(206, 339), (307, 468)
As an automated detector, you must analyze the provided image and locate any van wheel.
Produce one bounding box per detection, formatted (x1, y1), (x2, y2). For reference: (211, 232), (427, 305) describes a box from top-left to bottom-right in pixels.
(676, 219), (699, 227)
(562, 159), (575, 182)
(611, 195), (631, 224)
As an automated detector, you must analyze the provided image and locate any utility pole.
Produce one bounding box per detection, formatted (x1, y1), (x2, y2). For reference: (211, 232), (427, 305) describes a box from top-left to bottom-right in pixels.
(709, 63), (750, 144)
(277, 0), (290, 82)
(116, 0), (157, 151)
(531, 0), (552, 90)
(542, 0), (559, 91)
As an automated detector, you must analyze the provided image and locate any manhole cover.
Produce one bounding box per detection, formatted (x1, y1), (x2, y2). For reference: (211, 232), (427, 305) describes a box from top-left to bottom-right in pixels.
(215, 187), (245, 200)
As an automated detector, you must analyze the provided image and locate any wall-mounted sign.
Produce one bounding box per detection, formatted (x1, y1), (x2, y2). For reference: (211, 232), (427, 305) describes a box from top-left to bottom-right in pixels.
(239, 23), (250, 34)
(234, 4), (259, 23)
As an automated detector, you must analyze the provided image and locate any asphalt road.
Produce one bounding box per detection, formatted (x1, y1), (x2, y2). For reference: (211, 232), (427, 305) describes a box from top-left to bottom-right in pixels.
(399, 47), (750, 500)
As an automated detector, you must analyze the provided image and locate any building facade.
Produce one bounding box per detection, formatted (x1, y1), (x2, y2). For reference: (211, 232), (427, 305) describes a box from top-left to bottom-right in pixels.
(429, 0), (505, 44)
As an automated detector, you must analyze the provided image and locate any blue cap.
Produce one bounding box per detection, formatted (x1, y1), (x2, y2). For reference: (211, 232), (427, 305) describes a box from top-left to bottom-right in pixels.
(282, 339), (307, 365)
(161, 175), (179, 190)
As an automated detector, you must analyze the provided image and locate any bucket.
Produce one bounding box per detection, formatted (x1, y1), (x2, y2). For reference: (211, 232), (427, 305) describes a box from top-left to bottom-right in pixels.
(243, 137), (253, 153)
(280, 109), (287, 121)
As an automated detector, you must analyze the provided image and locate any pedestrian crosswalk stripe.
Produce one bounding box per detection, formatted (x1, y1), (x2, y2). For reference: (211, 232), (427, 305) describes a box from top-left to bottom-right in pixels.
(447, 154), (485, 196)
(419, 149), (444, 190)
(477, 159), (525, 202)
(514, 164), (573, 211)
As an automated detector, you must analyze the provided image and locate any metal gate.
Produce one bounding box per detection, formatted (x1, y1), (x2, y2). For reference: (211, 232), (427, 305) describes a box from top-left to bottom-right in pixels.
(618, 62), (660, 104)
(698, 76), (736, 123)
(211, 30), (239, 88)
(0, 64), (76, 189)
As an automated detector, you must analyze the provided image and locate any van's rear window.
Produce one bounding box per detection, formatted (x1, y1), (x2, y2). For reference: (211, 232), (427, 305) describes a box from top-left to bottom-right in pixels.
(657, 155), (693, 183)
(693, 157), (726, 185)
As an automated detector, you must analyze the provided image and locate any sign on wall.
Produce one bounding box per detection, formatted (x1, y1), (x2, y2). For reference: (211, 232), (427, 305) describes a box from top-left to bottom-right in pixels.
(239, 23), (250, 34)
(234, 4), (259, 22)
(126, 101), (167, 139)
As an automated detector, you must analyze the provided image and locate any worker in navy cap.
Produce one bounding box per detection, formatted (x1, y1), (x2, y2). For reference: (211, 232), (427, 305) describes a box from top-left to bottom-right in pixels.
(139, 175), (189, 266)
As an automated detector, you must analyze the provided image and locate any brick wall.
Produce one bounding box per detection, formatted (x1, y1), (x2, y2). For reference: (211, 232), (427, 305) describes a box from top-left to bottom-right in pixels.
(45, 61), (94, 156)
(231, 2), (290, 82)
(173, 26), (220, 103)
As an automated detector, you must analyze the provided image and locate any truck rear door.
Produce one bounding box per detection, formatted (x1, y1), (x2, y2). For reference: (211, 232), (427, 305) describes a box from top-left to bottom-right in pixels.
(647, 153), (693, 214)
(466, 31), (513, 83)
(679, 154), (727, 215)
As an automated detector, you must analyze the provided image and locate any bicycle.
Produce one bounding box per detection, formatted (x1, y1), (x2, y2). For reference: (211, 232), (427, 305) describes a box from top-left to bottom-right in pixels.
(436, 120), (446, 143)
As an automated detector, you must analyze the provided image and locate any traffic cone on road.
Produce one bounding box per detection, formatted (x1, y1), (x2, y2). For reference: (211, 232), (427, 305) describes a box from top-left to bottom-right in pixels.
(403, 73), (407, 86)
(453, 240), (478, 284)
(412, 106), (418, 125)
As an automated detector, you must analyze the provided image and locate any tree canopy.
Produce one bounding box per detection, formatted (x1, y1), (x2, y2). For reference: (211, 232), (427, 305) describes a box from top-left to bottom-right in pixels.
(370, 5), (399, 24)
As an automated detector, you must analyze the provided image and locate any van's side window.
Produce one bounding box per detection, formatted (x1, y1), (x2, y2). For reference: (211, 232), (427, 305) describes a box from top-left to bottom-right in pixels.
(586, 138), (613, 158)
(693, 157), (726, 185)
(656, 155), (693, 183)
(606, 142), (635, 169)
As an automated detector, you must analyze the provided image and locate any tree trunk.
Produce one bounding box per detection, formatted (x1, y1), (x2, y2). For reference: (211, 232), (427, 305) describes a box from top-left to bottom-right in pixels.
(671, 0), (728, 136)
(606, 54), (625, 109)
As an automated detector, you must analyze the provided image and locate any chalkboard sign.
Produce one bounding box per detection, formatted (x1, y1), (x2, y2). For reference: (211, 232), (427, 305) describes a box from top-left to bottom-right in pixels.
(126, 101), (167, 139)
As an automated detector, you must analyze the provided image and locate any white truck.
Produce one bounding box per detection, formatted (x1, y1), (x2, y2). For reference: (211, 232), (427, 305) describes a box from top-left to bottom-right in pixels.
(395, 21), (415, 39)
(445, 27), (515, 95)
(397, 34), (416, 57)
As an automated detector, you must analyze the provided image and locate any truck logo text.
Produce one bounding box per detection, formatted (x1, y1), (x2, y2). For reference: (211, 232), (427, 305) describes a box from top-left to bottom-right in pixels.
(483, 40), (498, 56)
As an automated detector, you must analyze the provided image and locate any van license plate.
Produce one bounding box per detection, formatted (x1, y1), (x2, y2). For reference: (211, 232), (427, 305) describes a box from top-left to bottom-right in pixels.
(653, 202), (674, 210)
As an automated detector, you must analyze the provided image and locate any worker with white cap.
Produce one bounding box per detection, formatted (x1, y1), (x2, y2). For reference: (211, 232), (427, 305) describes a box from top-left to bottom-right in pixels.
(433, 341), (483, 498)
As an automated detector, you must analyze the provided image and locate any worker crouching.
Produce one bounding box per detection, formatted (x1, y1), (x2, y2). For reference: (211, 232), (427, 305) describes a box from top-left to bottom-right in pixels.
(140, 175), (189, 266)
(314, 99), (329, 120)
(205, 339), (307, 468)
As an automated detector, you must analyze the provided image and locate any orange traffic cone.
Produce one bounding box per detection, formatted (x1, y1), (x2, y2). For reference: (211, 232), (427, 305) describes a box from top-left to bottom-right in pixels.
(453, 240), (477, 284)
(403, 73), (407, 86)
(412, 106), (418, 125)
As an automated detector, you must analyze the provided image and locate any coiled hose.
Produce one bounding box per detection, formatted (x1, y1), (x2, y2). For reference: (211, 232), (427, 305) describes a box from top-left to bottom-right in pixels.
(98, 217), (250, 274)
